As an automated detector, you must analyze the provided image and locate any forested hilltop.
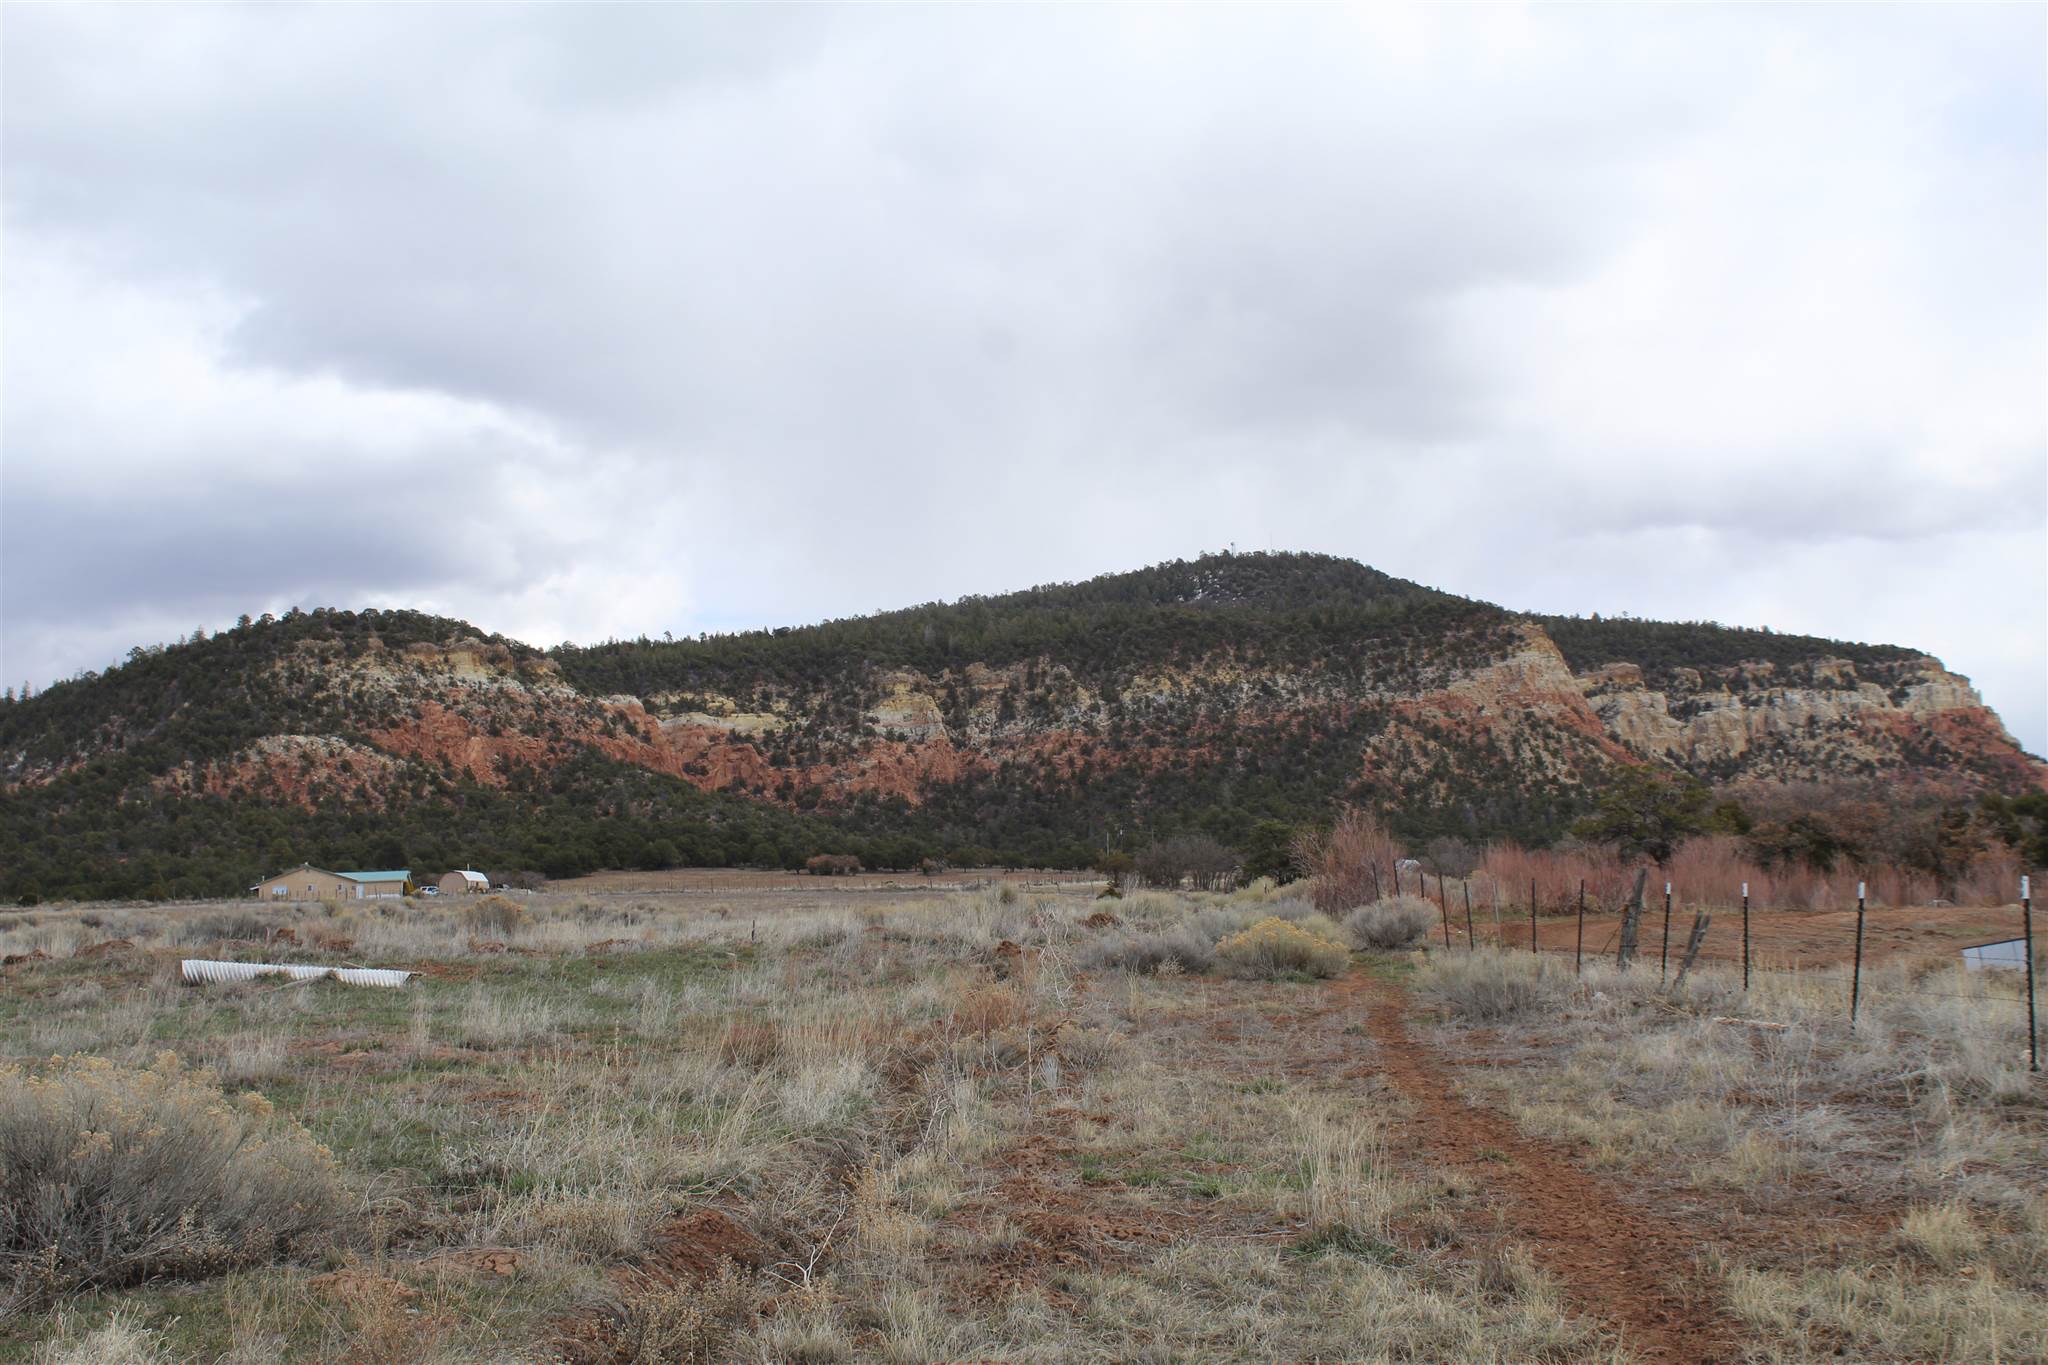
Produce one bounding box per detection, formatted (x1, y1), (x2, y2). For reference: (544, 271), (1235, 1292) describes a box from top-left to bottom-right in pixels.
(3, 552), (2040, 901)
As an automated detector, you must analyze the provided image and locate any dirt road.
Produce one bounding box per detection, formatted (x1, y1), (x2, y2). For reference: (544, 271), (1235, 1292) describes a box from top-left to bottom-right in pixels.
(1351, 974), (1744, 1365)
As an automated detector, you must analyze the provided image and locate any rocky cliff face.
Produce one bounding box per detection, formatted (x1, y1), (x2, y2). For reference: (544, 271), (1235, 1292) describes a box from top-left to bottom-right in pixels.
(185, 616), (2034, 820)
(1572, 653), (2040, 791)
(4, 556), (2040, 893)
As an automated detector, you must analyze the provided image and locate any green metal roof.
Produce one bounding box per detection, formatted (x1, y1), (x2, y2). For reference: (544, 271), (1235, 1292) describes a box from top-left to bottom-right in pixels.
(339, 869), (412, 883)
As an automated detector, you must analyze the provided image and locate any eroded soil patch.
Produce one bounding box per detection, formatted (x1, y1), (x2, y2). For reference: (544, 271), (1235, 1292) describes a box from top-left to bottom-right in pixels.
(1355, 974), (1743, 1365)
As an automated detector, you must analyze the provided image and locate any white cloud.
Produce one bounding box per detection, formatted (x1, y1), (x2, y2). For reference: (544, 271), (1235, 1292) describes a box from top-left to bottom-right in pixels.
(2, 4), (2041, 753)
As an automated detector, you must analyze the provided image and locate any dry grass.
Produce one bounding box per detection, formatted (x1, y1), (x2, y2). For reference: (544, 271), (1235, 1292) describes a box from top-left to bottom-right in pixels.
(2, 880), (2040, 1362)
(1414, 948), (1571, 1021)
(1410, 940), (2047, 1362)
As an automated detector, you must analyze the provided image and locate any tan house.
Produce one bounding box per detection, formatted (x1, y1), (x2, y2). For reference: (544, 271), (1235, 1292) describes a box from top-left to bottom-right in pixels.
(251, 864), (357, 902)
(250, 865), (413, 901)
(438, 869), (490, 895)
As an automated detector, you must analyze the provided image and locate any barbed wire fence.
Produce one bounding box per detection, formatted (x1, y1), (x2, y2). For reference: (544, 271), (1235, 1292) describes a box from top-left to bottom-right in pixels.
(1384, 864), (2040, 1071)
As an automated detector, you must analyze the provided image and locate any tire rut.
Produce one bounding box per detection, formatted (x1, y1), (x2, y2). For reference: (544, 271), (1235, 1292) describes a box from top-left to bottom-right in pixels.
(1352, 974), (1744, 1365)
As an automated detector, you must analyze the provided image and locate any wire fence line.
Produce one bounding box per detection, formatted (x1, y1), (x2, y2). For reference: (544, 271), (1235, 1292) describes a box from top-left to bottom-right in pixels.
(1391, 867), (2041, 1071)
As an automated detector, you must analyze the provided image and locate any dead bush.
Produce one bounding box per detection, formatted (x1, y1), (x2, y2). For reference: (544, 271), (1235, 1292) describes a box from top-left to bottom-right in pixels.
(1296, 808), (1405, 915)
(596, 1261), (761, 1364)
(0, 1053), (345, 1303)
(463, 895), (526, 939)
(1416, 949), (1568, 1022)
(1343, 897), (1435, 950)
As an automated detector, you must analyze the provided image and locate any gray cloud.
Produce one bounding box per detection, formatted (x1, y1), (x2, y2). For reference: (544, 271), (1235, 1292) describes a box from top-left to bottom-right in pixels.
(3, 4), (2042, 754)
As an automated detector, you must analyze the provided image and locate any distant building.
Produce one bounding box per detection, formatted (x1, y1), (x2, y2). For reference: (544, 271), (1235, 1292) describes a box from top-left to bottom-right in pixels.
(340, 869), (413, 899)
(250, 864), (413, 901)
(438, 869), (490, 895)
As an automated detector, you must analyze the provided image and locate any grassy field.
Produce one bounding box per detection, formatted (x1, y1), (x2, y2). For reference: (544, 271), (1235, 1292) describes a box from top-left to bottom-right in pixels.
(0, 883), (2040, 1363)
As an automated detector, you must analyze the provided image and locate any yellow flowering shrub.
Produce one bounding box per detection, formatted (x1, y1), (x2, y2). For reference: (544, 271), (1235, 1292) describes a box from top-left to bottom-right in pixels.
(0, 1051), (344, 1300)
(1214, 917), (1350, 979)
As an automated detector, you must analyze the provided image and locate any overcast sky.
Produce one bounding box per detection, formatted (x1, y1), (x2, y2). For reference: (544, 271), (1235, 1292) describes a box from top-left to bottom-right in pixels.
(3, 5), (2043, 753)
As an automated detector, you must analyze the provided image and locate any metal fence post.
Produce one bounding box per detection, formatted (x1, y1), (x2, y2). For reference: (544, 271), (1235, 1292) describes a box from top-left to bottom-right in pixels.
(1660, 881), (1672, 983)
(1850, 881), (1867, 1029)
(1438, 873), (1452, 950)
(2024, 875), (2037, 1074)
(1742, 881), (1751, 992)
(1575, 880), (1585, 975)
(1463, 881), (1475, 952)
(1530, 878), (1537, 953)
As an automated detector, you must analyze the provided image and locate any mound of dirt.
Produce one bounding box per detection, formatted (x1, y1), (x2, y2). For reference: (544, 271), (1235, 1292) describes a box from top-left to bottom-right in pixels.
(76, 938), (137, 958)
(309, 1268), (419, 1304)
(638, 1209), (763, 1284)
(422, 1247), (525, 1278)
(1081, 910), (1122, 929)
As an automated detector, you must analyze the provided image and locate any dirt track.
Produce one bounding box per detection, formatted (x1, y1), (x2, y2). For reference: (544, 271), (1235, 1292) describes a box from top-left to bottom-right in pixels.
(1354, 975), (1743, 1365)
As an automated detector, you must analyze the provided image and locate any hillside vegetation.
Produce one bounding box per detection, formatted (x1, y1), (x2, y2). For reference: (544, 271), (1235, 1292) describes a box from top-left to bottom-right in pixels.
(2, 553), (2039, 901)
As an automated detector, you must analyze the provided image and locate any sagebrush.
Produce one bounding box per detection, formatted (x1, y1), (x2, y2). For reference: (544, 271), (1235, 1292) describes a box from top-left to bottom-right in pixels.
(0, 1052), (345, 1304)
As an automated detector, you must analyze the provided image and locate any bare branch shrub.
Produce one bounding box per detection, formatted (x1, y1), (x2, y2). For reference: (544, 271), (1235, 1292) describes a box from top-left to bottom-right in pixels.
(1134, 836), (1240, 892)
(1297, 809), (1405, 915)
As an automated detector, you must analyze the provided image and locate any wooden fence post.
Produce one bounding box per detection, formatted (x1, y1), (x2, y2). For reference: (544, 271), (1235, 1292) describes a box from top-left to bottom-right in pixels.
(1574, 880), (1586, 975)
(1673, 911), (1713, 990)
(1530, 878), (1537, 953)
(1437, 873), (1451, 950)
(1616, 868), (1649, 969)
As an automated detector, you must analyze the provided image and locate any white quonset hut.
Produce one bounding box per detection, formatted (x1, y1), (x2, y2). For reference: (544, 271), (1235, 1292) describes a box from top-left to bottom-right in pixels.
(438, 869), (491, 895)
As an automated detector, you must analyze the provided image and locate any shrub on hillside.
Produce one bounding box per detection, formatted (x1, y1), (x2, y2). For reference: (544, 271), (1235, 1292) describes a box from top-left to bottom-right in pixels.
(804, 854), (862, 877)
(1343, 897), (1435, 950)
(0, 1053), (345, 1303)
(1415, 950), (1567, 1022)
(1215, 917), (1349, 980)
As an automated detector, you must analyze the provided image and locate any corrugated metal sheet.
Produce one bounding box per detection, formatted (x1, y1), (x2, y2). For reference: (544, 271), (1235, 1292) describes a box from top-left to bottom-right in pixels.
(1960, 940), (2028, 973)
(181, 959), (414, 988)
(339, 869), (411, 883)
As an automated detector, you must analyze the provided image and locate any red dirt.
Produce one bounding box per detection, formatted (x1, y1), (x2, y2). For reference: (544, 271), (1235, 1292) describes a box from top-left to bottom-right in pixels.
(636, 1208), (764, 1284)
(1352, 975), (1743, 1365)
(421, 1247), (525, 1278)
